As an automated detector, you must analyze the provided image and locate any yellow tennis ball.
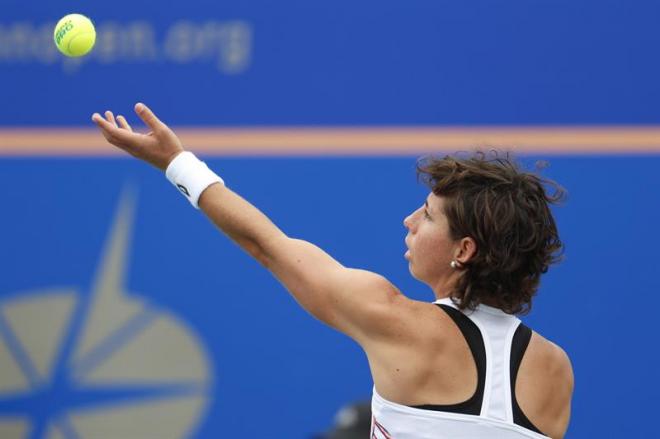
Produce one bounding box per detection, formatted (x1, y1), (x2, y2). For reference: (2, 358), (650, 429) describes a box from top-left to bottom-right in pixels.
(53, 14), (96, 57)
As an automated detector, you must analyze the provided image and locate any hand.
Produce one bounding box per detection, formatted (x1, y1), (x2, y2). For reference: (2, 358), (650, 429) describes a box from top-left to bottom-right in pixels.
(92, 103), (185, 171)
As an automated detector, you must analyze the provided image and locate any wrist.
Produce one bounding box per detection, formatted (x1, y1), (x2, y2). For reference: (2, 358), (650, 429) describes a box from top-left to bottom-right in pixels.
(165, 151), (224, 209)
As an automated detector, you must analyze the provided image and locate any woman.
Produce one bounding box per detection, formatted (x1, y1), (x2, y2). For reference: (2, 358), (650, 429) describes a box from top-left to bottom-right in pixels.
(92, 103), (573, 438)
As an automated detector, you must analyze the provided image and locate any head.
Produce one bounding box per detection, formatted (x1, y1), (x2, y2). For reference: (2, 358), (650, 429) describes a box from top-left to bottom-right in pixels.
(404, 150), (565, 314)
(314, 401), (371, 439)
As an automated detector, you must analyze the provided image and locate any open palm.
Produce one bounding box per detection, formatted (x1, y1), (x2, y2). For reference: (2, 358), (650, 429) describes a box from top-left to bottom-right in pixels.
(92, 103), (185, 170)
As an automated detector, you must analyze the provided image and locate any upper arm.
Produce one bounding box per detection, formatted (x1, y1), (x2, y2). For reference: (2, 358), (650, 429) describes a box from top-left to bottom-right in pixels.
(517, 335), (574, 439)
(258, 236), (410, 344)
(553, 345), (574, 438)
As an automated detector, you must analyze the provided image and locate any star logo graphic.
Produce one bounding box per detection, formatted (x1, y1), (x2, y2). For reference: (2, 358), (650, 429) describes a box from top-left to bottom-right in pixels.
(0, 190), (213, 439)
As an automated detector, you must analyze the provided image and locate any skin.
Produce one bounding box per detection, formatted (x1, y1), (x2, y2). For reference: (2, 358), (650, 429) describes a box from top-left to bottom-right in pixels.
(92, 104), (574, 438)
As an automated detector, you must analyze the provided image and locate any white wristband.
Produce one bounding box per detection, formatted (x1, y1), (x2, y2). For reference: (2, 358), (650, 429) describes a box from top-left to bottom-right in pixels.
(165, 151), (224, 209)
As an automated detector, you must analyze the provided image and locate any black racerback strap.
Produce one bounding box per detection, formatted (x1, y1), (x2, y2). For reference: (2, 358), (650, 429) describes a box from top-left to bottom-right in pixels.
(411, 304), (486, 415)
(411, 304), (546, 436)
(510, 323), (543, 434)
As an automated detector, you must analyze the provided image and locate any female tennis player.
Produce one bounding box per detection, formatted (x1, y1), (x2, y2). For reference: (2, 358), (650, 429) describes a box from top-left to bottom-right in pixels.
(92, 103), (573, 439)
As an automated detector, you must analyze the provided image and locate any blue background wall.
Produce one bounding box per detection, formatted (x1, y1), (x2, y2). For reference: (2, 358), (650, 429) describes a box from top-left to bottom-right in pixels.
(1, 1), (660, 438)
(3, 0), (660, 126)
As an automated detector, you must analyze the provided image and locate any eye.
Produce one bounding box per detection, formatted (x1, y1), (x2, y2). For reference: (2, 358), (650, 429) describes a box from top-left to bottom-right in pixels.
(423, 209), (432, 220)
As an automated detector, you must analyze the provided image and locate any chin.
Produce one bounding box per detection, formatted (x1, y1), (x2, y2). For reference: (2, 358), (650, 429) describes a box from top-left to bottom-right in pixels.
(408, 264), (421, 281)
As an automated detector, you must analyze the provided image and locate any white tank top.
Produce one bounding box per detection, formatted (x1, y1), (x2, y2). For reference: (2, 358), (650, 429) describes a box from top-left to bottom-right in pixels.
(370, 298), (550, 439)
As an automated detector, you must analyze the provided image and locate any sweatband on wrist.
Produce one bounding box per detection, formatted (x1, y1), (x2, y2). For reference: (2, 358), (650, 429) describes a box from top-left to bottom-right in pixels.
(165, 151), (224, 209)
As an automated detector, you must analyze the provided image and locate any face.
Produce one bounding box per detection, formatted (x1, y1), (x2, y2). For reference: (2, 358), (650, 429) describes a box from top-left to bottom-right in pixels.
(403, 193), (457, 286)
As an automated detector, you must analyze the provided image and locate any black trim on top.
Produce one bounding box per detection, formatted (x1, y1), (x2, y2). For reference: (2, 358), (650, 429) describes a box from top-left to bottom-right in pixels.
(510, 323), (544, 435)
(411, 304), (486, 415)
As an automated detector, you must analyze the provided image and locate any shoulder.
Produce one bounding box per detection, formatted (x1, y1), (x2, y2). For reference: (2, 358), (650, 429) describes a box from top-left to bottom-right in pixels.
(519, 331), (573, 438)
(530, 332), (574, 391)
(341, 272), (455, 344)
(328, 269), (416, 341)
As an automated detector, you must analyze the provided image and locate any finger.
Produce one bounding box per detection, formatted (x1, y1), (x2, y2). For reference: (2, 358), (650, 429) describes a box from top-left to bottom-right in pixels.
(92, 113), (114, 142)
(105, 111), (118, 128)
(134, 102), (164, 131)
(92, 113), (122, 141)
(92, 113), (138, 146)
(92, 112), (114, 133)
(117, 115), (133, 132)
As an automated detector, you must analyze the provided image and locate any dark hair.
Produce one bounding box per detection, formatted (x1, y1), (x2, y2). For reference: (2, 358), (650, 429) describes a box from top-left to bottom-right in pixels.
(416, 150), (565, 314)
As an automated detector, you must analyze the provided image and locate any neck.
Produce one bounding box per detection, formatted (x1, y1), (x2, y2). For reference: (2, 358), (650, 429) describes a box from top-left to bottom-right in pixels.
(430, 273), (460, 300)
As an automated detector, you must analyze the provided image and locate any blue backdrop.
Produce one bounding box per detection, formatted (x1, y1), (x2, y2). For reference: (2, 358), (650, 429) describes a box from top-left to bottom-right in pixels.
(1, 1), (659, 438)
(2, 0), (660, 126)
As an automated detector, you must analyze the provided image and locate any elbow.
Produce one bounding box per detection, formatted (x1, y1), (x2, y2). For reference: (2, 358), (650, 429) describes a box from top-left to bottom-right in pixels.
(255, 234), (291, 268)
(249, 242), (271, 267)
(233, 236), (270, 267)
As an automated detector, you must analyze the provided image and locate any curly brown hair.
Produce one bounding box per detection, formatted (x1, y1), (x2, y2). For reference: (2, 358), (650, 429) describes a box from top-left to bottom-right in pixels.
(416, 150), (565, 314)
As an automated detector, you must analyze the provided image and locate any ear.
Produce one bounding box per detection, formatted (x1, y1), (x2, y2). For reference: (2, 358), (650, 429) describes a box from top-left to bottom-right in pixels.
(455, 237), (477, 265)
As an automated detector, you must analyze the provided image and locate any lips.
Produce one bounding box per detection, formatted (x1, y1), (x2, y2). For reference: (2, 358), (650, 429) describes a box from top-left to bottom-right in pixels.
(404, 236), (411, 259)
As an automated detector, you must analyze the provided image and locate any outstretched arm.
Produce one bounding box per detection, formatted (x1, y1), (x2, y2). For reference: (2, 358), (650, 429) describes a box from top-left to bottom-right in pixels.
(198, 183), (404, 338)
(92, 104), (408, 344)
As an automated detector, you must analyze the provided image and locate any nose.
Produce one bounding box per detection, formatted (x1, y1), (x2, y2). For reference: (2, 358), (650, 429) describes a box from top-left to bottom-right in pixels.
(403, 211), (415, 230)
(404, 206), (424, 231)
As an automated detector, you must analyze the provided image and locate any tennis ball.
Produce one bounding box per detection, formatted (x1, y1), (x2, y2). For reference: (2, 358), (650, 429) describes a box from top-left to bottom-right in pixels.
(54, 14), (96, 57)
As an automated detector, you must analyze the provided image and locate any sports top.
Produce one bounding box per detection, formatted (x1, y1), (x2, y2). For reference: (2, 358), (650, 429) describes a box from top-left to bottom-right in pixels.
(370, 297), (550, 439)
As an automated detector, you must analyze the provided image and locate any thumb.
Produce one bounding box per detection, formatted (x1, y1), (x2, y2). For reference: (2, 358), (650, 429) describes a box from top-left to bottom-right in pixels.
(134, 102), (163, 131)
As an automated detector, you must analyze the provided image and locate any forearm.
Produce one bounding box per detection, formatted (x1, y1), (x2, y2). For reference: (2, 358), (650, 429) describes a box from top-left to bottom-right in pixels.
(198, 182), (287, 263)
